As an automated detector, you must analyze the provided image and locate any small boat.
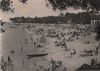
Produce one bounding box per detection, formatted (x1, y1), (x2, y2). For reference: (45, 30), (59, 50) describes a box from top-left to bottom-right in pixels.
(27, 53), (48, 59)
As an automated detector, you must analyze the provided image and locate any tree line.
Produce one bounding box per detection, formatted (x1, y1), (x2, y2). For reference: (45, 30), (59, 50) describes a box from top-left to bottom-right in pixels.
(10, 12), (100, 24)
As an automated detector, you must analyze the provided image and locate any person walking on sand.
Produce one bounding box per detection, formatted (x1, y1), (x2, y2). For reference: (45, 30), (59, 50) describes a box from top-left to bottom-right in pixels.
(8, 56), (13, 64)
(22, 59), (25, 66)
(0, 20), (3, 32)
(18, 46), (23, 52)
(1, 62), (7, 71)
(21, 46), (23, 52)
(95, 47), (99, 55)
(1, 56), (4, 64)
(59, 60), (62, 66)
(91, 58), (96, 66)
(63, 67), (67, 71)
(0, 56), (7, 71)
(11, 50), (14, 54)
(71, 49), (76, 55)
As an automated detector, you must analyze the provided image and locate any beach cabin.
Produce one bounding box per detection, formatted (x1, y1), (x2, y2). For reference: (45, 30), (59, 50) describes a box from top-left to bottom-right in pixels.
(91, 20), (100, 25)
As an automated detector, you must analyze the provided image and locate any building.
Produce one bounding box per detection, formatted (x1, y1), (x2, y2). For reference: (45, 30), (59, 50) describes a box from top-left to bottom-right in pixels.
(91, 20), (100, 25)
(76, 63), (100, 71)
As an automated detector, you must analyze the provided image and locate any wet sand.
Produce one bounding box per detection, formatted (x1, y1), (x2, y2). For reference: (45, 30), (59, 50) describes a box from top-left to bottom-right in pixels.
(2, 23), (47, 71)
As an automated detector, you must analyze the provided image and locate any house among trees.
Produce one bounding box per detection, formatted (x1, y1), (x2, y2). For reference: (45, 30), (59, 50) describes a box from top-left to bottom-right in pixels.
(91, 20), (100, 25)
(90, 14), (100, 25)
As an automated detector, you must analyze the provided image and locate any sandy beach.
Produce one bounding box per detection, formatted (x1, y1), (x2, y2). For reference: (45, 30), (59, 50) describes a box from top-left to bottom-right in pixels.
(1, 23), (100, 71)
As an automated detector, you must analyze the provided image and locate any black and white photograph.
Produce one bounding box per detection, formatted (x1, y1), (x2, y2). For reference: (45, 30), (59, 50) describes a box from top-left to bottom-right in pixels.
(0, 0), (100, 71)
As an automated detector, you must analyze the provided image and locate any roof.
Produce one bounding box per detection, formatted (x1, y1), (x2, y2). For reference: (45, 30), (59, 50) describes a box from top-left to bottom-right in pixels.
(91, 15), (100, 20)
(76, 63), (100, 71)
(77, 64), (92, 70)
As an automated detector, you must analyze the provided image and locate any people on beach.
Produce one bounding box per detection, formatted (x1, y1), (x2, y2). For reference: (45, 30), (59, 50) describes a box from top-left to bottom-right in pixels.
(63, 67), (67, 71)
(2, 22), (100, 71)
(18, 46), (23, 52)
(48, 58), (66, 71)
(11, 50), (14, 54)
(71, 49), (76, 55)
(95, 47), (99, 55)
(91, 58), (97, 66)
(0, 56), (7, 71)
(0, 20), (3, 32)
(8, 56), (13, 63)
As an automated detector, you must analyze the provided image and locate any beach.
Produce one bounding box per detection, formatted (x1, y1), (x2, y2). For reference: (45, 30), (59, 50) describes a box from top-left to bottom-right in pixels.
(1, 23), (100, 71)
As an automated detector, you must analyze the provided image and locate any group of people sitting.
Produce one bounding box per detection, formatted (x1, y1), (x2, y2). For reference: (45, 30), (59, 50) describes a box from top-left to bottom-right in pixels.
(0, 56), (13, 71)
(47, 58), (67, 71)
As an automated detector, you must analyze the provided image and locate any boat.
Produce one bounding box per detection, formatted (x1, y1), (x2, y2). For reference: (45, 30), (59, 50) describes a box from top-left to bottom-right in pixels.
(26, 53), (48, 59)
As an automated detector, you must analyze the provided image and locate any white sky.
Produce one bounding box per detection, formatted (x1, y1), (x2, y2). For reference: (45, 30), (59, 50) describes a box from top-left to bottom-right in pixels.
(0, 0), (84, 22)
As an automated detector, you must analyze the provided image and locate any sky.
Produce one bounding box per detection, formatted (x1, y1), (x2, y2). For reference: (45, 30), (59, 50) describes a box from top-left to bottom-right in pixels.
(0, 0), (84, 22)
